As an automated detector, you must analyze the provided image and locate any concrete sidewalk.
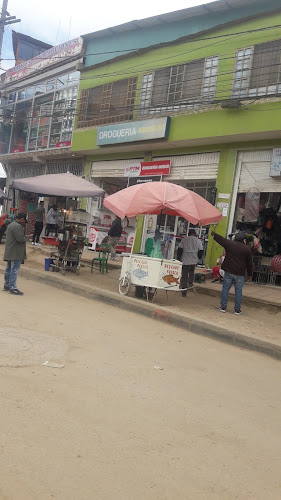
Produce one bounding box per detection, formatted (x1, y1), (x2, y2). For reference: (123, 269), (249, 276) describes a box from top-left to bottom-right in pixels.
(1, 241), (281, 358)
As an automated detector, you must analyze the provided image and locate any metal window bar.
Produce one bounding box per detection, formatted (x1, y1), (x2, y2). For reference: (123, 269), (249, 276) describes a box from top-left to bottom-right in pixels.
(139, 56), (218, 116)
(46, 160), (83, 177)
(233, 40), (281, 99)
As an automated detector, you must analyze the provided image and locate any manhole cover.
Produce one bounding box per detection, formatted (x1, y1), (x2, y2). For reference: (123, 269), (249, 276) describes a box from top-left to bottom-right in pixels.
(0, 327), (69, 367)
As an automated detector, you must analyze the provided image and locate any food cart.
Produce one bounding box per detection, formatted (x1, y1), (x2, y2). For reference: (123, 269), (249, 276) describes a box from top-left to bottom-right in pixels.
(119, 253), (182, 300)
(104, 182), (223, 301)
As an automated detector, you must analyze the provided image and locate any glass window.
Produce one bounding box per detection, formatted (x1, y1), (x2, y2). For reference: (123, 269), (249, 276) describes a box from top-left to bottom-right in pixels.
(18, 89), (25, 100)
(0, 122), (12, 154)
(68, 71), (80, 85)
(25, 87), (35, 99)
(46, 80), (55, 92)
(11, 101), (32, 152)
(56, 74), (68, 89)
(8, 92), (16, 104)
(35, 83), (46, 95)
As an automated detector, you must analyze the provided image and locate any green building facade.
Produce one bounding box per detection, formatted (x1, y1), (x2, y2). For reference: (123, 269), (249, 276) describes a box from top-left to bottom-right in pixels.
(72, 1), (281, 266)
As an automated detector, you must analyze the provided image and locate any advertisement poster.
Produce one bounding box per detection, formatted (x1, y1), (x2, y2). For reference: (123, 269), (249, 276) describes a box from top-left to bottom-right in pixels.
(5, 38), (82, 84)
(124, 160), (171, 178)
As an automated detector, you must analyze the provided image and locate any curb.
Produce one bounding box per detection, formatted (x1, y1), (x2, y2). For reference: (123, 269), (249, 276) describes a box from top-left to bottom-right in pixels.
(196, 286), (281, 312)
(1, 265), (281, 362)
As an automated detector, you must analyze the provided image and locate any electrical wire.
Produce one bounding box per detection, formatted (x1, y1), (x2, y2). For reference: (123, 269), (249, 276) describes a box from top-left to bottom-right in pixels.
(2, 22), (281, 62)
(4, 41), (281, 100)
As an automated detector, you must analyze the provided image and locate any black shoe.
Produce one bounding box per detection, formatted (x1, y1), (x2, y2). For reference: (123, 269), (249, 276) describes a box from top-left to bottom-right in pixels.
(211, 278), (219, 283)
(9, 289), (24, 296)
(234, 310), (242, 315)
(3, 285), (10, 291)
(181, 292), (186, 297)
(217, 307), (226, 313)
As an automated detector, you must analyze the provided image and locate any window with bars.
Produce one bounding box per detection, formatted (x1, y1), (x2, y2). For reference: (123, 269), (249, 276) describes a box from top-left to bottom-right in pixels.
(139, 56), (218, 116)
(185, 180), (216, 204)
(77, 77), (137, 128)
(46, 160), (83, 176)
(232, 39), (281, 98)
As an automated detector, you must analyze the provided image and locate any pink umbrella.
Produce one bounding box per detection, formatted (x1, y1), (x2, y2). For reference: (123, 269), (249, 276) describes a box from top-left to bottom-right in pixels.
(103, 182), (222, 226)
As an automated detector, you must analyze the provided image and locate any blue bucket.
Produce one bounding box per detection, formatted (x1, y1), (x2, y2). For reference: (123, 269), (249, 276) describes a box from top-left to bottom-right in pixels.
(45, 258), (53, 271)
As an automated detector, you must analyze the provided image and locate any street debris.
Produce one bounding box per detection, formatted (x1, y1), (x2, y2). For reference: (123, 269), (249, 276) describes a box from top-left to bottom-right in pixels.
(42, 361), (65, 369)
(154, 365), (166, 371)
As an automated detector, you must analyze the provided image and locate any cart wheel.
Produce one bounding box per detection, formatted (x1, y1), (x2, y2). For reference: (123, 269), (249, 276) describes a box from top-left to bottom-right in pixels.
(119, 276), (131, 295)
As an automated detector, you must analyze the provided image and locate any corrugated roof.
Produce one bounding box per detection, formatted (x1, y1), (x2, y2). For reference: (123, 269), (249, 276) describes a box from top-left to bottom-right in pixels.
(82, 0), (262, 40)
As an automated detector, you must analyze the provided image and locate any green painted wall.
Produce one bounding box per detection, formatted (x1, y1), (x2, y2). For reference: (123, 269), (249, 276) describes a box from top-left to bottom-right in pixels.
(73, 11), (281, 152)
(205, 149), (237, 268)
(73, 11), (281, 267)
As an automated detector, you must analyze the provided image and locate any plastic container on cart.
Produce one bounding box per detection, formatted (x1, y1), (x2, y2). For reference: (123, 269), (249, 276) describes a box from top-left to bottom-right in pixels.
(45, 258), (53, 271)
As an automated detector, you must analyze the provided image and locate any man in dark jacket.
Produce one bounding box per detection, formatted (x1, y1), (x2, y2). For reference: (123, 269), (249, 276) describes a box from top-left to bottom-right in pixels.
(3, 213), (27, 295)
(108, 216), (123, 260)
(211, 230), (253, 315)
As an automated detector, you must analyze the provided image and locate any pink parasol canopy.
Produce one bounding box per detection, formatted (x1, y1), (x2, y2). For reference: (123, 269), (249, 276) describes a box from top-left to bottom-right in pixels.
(103, 182), (223, 226)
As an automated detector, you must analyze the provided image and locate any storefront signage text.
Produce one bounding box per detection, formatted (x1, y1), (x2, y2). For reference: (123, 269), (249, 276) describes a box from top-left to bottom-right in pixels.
(5, 38), (83, 84)
(124, 160), (170, 178)
(128, 176), (162, 186)
(97, 117), (170, 145)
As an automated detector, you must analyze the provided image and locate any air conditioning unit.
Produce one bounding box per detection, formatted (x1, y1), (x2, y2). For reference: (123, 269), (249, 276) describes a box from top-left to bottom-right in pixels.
(221, 99), (242, 109)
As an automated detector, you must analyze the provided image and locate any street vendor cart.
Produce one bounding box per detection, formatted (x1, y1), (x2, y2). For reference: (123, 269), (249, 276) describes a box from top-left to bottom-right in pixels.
(104, 181), (223, 301)
(119, 254), (182, 299)
(50, 221), (87, 274)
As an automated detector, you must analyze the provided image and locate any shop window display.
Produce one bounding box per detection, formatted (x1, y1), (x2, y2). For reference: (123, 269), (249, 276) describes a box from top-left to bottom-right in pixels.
(233, 192), (281, 285)
(1, 71), (79, 154)
(11, 100), (32, 152)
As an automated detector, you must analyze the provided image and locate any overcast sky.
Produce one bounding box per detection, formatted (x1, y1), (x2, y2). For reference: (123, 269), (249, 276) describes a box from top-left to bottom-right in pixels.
(2, 0), (214, 70)
(0, 0), (214, 178)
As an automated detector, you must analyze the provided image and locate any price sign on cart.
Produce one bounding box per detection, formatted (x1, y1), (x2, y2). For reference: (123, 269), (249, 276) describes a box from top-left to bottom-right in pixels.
(89, 227), (98, 249)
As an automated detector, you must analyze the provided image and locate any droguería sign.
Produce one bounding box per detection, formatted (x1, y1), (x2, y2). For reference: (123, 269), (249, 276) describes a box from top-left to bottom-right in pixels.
(97, 117), (170, 145)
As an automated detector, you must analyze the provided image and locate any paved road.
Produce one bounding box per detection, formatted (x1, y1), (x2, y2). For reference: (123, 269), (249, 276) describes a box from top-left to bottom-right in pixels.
(0, 278), (280, 500)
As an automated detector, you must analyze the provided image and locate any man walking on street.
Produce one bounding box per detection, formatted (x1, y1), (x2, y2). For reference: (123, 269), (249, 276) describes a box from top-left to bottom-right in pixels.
(108, 216), (122, 260)
(3, 213), (27, 296)
(177, 229), (203, 297)
(32, 201), (45, 246)
(211, 230), (253, 314)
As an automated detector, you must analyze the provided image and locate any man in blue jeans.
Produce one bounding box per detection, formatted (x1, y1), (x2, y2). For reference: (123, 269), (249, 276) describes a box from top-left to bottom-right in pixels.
(211, 230), (253, 315)
(3, 213), (27, 296)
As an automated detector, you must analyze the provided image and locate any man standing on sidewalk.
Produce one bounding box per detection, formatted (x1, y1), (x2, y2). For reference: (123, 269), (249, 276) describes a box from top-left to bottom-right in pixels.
(108, 216), (122, 260)
(211, 230), (253, 314)
(32, 201), (45, 246)
(3, 213), (27, 296)
(177, 229), (203, 297)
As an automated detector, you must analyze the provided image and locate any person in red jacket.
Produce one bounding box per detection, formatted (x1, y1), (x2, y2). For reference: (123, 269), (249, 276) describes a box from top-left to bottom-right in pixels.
(211, 230), (253, 315)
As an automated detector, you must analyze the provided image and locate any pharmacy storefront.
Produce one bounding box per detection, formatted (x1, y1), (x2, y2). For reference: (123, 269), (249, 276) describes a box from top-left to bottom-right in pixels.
(88, 151), (220, 259)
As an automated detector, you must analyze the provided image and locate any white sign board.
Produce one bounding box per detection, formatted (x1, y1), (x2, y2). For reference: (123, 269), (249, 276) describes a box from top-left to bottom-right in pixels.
(270, 149), (281, 177)
(218, 193), (231, 199)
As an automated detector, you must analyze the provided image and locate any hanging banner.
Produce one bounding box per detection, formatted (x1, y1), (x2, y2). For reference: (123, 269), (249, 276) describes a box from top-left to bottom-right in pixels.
(245, 188), (260, 222)
(124, 160), (171, 178)
(5, 38), (83, 84)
